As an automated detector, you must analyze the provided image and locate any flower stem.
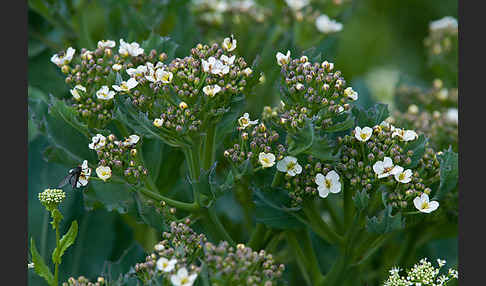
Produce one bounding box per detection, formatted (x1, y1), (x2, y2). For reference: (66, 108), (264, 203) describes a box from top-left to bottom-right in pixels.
(248, 223), (266, 250)
(302, 200), (343, 246)
(202, 124), (216, 170)
(199, 206), (235, 245)
(54, 218), (60, 286)
(139, 186), (199, 212)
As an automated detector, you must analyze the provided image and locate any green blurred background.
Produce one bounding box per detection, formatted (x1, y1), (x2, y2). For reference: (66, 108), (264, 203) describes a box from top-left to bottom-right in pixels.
(28, 0), (457, 284)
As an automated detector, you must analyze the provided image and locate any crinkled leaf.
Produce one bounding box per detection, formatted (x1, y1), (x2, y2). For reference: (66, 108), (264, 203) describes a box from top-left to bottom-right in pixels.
(48, 95), (90, 138)
(352, 103), (390, 127)
(305, 134), (340, 162)
(52, 220), (78, 264)
(323, 112), (355, 133)
(132, 191), (168, 232)
(252, 187), (304, 229)
(366, 205), (403, 234)
(287, 118), (314, 156)
(140, 138), (164, 183)
(434, 148), (458, 201)
(83, 180), (134, 214)
(30, 237), (54, 286)
(353, 190), (370, 212)
(114, 96), (191, 148)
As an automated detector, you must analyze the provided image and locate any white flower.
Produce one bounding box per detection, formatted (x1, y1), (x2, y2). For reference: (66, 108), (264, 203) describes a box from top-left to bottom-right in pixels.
(112, 64), (122, 71)
(70, 85), (86, 100)
(222, 36), (237, 52)
(437, 259), (446, 267)
(28, 262), (34, 269)
(445, 108), (458, 124)
(119, 39), (144, 57)
(77, 160), (91, 188)
(88, 134), (107, 150)
(202, 84), (222, 97)
(413, 193), (439, 213)
(344, 87), (358, 100)
(373, 157), (400, 178)
(336, 106), (344, 113)
(201, 57), (229, 76)
(123, 135), (140, 147)
(95, 166), (112, 181)
(354, 126), (373, 142)
(126, 65), (148, 78)
(392, 128), (418, 141)
(220, 54), (235, 65)
(238, 113), (258, 129)
(157, 69), (173, 84)
(429, 16), (458, 32)
(393, 166), (413, 183)
(112, 78), (138, 92)
(315, 170), (341, 198)
(153, 118), (164, 127)
(154, 243), (165, 252)
(276, 50), (291, 66)
(96, 85), (116, 100)
(285, 0), (309, 10)
(259, 152), (276, 168)
(97, 40), (116, 49)
(51, 47), (75, 66)
(242, 67), (253, 76)
(315, 14), (343, 34)
(170, 267), (198, 286)
(277, 156), (302, 176)
(295, 83), (304, 91)
(156, 257), (177, 273)
(408, 104), (419, 114)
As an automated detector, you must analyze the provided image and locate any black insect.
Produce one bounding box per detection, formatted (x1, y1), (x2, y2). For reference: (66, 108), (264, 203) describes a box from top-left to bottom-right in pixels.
(58, 166), (83, 189)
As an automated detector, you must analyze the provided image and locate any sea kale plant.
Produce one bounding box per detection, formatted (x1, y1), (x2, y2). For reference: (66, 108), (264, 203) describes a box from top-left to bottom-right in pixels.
(29, 32), (458, 286)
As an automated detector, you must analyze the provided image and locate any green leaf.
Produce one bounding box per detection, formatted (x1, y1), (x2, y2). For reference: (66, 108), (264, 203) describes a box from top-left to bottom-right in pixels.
(83, 180), (134, 214)
(352, 103), (390, 127)
(434, 148), (458, 201)
(323, 112), (355, 133)
(353, 190), (370, 212)
(252, 187), (304, 230)
(305, 134), (340, 162)
(30, 237), (54, 286)
(366, 206), (403, 234)
(403, 134), (428, 168)
(52, 221), (78, 264)
(114, 96), (191, 148)
(141, 34), (179, 61)
(47, 95), (90, 138)
(287, 118), (314, 156)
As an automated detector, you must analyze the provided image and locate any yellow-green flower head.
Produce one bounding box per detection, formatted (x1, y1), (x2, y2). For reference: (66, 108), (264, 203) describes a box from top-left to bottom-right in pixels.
(38, 188), (66, 211)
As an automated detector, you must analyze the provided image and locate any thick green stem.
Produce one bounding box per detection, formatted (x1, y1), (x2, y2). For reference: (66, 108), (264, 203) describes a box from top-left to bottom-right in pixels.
(287, 230), (325, 286)
(302, 200), (343, 246)
(248, 223), (266, 250)
(54, 219), (60, 286)
(139, 186), (199, 212)
(321, 199), (344, 234)
(202, 124), (216, 170)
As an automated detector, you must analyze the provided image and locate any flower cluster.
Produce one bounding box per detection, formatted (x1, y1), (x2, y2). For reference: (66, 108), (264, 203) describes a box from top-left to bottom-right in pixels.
(392, 80), (458, 151)
(88, 133), (147, 184)
(62, 276), (106, 286)
(38, 188), (66, 211)
(50, 40), (168, 128)
(336, 122), (440, 212)
(134, 220), (285, 286)
(203, 242), (285, 286)
(191, 0), (269, 25)
(224, 119), (287, 169)
(126, 36), (257, 145)
(424, 16), (458, 57)
(383, 258), (458, 286)
(270, 53), (357, 132)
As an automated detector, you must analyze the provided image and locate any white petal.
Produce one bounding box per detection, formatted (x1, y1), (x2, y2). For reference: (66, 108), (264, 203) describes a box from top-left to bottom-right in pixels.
(413, 196), (423, 210)
(315, 173), (325, 185)
(330, 182), (341, 194)
(326, 170), (340, 182)
(426, 201), (439, 212)
(318, 185), (330, 198)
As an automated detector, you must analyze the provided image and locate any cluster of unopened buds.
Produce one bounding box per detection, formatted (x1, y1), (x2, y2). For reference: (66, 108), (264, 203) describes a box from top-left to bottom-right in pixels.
(62, 276), (106, 286)
(88, 133), (147, 183)
(38, 188), (66, 211)
(272, 52), (357, 131)
(384, 258), (458, 286)
(224, 115), (287, 168)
